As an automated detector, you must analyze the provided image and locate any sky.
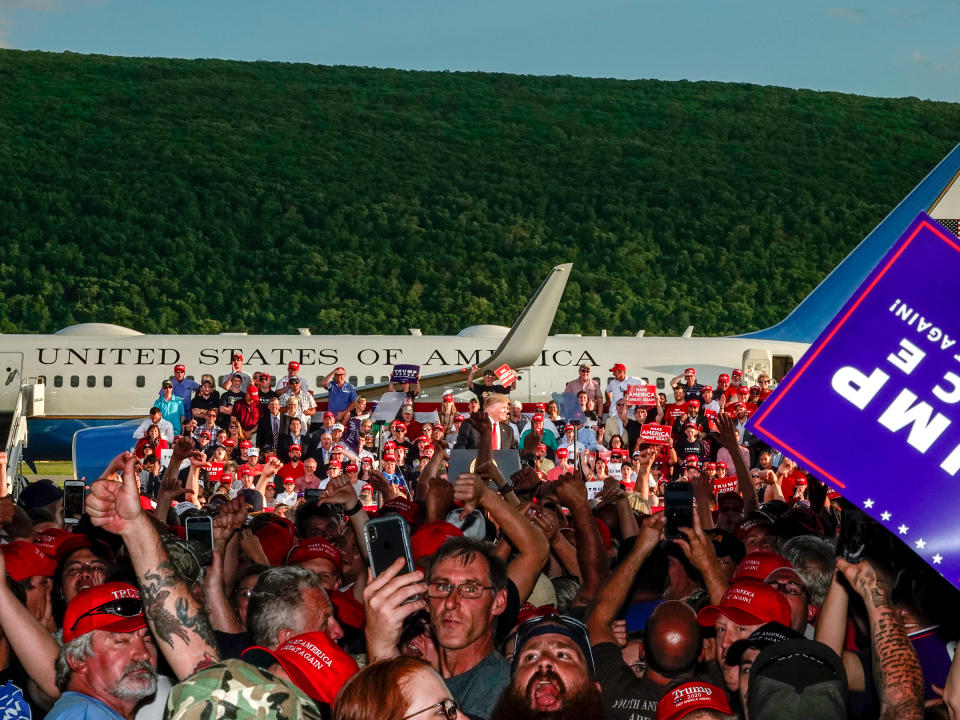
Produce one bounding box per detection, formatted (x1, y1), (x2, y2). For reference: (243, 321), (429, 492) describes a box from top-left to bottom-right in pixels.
(1, 0), (959, 103)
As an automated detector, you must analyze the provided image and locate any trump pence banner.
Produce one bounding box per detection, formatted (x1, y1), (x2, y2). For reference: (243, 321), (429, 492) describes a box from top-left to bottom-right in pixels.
(747, 214), (960, 588)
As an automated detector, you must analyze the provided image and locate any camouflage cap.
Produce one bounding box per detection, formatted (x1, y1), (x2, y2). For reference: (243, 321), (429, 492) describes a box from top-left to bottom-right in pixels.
(164, 659), (325, 720)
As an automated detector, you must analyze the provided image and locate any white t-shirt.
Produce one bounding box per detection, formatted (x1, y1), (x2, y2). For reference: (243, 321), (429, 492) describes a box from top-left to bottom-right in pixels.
(606, 376), (646, 406)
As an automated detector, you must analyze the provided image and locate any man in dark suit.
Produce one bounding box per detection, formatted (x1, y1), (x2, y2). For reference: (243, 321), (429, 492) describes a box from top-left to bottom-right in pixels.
(277, 416), (310, 464)
(454, 393), (519, 450)
(257, 397), (284, 455)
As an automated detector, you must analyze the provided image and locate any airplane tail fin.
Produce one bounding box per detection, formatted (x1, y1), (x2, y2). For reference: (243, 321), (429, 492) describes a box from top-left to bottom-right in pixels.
(740, 142), (960, 343)
(359, 263), (572, 395)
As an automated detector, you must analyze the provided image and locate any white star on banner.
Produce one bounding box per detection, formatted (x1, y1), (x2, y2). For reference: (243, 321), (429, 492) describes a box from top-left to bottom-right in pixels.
(916, 539), (926, 550)
(864, 499), (875, 509)
(933, 554), (943, 565)
(880, 511), (891, 521)
(898, 524), (909, 535)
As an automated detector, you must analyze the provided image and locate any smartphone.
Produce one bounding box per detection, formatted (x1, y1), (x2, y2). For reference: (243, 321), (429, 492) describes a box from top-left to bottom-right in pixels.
(364, 515), (415, 578)
(185, 515), (215, 563)
(664, 481), (694, 539)
(63, 480), (86, 525)
(304, 488), (324, 503)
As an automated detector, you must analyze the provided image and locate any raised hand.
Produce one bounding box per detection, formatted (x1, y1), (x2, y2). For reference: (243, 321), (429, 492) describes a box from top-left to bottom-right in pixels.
(453, 473), (487, 516)
(87, 453), (145, 536)
(322, 475), (359, 506)
(212, 497), (247, 547)
(554, 470), (589, 509)
(714, 413), (739, 450)
(362, 558), (427, 662)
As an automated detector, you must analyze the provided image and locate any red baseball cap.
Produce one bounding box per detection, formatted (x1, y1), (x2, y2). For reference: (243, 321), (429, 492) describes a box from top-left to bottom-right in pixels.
(382, 453), (397, 462)
(323, 411), (335, 419)
(63, 582), (146, 643)
(240, 440), (253, 449)
(221, 473), (234, 483)
(288, 361), (300, 370)
(718, 374), (730, 383)
(380, 497), (422, 526)
(288, 444), (302, 452)
(454, 414), (465, 422)
(697, 578), (791, 628)
(394, 422), (407, 431)
(345, 463), (359, 473)
(33, 528), (96, 563)
(684, 368), (696, 375)
(287, 537), (342, 571)
(174, 364), (186, 372)
(328, 459), (342, 469)
(383, 441), (397, 450)
(532, 414), (544, 422)
(260, 372), (271, 380)
(684, 454), (700, 467)
(232, 353), (243, 361)
(738, 386), (750, 395)
(555, 447), (569, 459)
(732, 369), (743, 377)
(535, 402), (546, 411)
(442, 394), (454, 401)
(246, 387), (259, 398)
(223, 439), (236, 448)
(609, 363), (626, 373)
(657, 681), (732, 720)
(686, 399), (700, 407)
(702, 462), (716, 470)
(701, 385), (713, 392)
(410, 521), (463, 565)
(736, 551), (801, 583)
(2, 541), (57, 581)
(416, 434), (430, 444)
(255, 522), (296, 566)
(717, 461), (727, 469)
(239, 467), (255, 478)
(536, 443), (547, 454)
(242, 632), (358, 705)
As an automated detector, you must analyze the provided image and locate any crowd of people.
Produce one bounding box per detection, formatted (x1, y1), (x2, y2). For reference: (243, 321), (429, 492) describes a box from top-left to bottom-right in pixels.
(0, 354), (958, 720)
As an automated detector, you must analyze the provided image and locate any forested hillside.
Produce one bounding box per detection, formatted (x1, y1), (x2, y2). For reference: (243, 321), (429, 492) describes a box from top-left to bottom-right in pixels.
(1, 50), (957, 336)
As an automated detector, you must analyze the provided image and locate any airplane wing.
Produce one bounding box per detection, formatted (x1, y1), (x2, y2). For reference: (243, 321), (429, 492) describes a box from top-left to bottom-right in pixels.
(353, 262), (572, 398)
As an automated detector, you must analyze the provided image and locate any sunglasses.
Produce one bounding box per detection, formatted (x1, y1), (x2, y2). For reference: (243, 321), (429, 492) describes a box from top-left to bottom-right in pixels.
(70, 597), (143, 631)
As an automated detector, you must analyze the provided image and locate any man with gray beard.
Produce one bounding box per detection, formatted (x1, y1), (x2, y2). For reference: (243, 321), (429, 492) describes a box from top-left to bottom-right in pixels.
(48, 581), (158, 720)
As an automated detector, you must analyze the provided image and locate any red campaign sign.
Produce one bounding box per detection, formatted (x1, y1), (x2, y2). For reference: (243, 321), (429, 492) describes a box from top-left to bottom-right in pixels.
(625, 384), (658, 405)
(712, 478), (739, 497)
(640, 424), (672, 445)
(495, 364), (517, 387)
(703, 408), (718, 420)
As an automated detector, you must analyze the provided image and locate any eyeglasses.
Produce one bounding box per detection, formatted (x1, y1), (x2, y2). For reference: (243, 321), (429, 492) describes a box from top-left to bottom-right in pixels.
(63, 562), (109, 578)
(402, 699), (459, 720)
(758, 379), (770, 384)
(426, 582), (495, 599)
(232, 587), (254, 599)
(767, 580), (807, 597)
(69, 597), (142, 631)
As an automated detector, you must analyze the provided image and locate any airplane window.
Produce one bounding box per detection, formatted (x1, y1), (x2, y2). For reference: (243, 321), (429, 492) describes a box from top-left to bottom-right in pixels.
(380, 376), (389, 383)
(641, 377), (649, 384)
(365, 376), (374, 385)
(86, 376), (96, 388)
(349, 375), (358, 385)
(54, 375), (63, 388)
(315, 376), (323, 387)
(656, 377), (665, 389)
(136, 375), (146, 388)
(104, 376), (113, 388)
(70, 376), (79, 388)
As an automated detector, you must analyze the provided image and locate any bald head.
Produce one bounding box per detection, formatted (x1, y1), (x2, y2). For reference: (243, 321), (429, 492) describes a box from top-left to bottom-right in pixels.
(644, 600), (700, 676)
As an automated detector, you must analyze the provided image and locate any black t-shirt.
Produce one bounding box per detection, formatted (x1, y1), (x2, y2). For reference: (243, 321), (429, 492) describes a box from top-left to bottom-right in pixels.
(469, 382), (510, 408)
(676, 439), (706, 463)
(218, 390), (245, 428)
(257, 389), (280, 407)
(679, 382), (703, 401)
(191, 392), (221, 415)
(593, 642), (666, 720)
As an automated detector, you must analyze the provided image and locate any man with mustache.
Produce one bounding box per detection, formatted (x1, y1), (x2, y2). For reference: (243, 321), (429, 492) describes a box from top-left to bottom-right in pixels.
(47, 581), (159, 720)
(491, 614), (604, 720)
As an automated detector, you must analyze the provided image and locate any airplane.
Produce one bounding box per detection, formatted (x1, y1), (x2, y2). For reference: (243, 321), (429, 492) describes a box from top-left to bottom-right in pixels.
(3, 141), (960, 461)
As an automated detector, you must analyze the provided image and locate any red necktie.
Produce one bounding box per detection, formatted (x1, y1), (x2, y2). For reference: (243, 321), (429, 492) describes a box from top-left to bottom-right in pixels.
(491, 420), (499, 450)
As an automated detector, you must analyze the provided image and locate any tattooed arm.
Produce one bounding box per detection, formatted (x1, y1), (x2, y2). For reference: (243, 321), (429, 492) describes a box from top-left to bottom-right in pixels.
(86, 444), (221, 680)
(837, 558), (924, 720)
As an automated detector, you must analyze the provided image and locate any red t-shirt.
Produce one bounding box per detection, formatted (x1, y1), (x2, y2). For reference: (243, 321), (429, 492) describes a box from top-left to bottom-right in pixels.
(712, 476), (739, 498)
(664, 405), (686, 427)
(278, 462), (306, 482)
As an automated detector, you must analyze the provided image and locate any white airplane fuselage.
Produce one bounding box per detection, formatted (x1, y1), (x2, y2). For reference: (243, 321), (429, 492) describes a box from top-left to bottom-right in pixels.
(1, 326), (807, 417)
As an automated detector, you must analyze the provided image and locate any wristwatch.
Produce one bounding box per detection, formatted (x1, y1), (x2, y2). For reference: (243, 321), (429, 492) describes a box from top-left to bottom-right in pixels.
(344, 500), (363, 516)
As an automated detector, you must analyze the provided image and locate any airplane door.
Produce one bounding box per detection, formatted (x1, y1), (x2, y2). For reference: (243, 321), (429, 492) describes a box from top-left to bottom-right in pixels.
(0, 353), (23, 410)
(741, 349), (772, 386)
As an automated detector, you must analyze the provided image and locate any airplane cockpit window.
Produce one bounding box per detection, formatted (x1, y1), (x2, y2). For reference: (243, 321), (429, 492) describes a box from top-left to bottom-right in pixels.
(365, 376), (374, 385)
(70, 376), (79, 388)
(772, 355), (794, 382)
(54, 376), (63, 388)
(136, 375), (146, 388)
(104, 376), (113, 388)
(86, 376), (96, 388)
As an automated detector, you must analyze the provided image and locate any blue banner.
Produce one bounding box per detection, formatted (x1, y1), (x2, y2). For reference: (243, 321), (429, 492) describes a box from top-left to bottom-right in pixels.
(748, 214), (960, 588)
(390, 364), (420, 384)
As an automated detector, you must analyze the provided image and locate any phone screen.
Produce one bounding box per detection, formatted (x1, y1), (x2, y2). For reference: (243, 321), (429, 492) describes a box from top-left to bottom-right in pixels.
(304, 488), (324, 503)
(185, 516), (214, 555)
(664, 482), (694, 539)
(63, 483), (85, 524)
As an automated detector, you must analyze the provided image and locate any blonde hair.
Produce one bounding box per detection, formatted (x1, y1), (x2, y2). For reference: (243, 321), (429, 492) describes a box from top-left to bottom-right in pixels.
(485, 393), (509, 408)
